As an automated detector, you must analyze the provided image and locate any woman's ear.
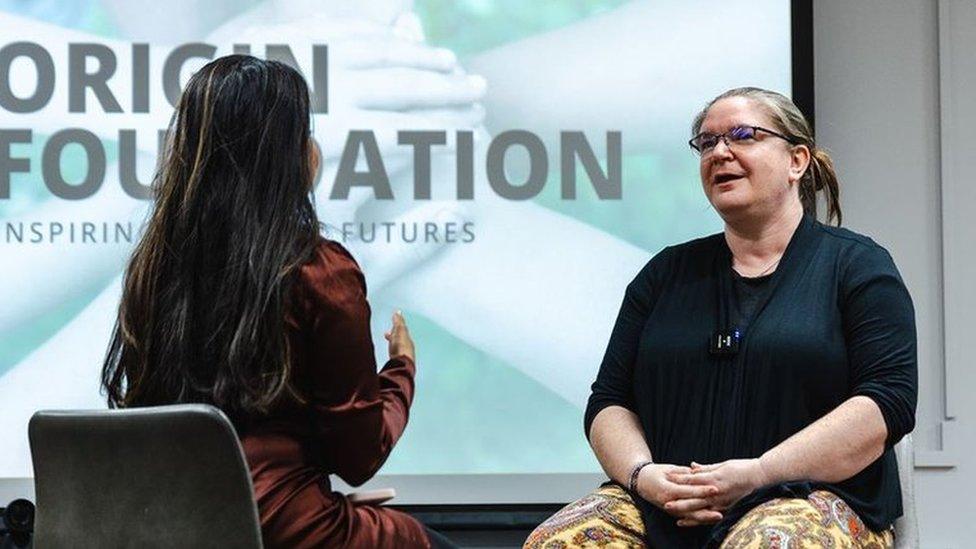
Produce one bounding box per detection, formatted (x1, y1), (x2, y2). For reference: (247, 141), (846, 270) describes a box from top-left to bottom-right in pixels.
(788, 144), (811, 185)
(309, 138), (322, 189)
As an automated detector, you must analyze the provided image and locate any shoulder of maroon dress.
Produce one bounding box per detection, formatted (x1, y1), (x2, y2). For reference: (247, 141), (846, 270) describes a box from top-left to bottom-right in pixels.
(296, 238), (367, 304)
(301, 238), (363, 275)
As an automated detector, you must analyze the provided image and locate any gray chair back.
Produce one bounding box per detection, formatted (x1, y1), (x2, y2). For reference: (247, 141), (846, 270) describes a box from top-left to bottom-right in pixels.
(28, 404), (263, 549)
(893, 434), (919, 549)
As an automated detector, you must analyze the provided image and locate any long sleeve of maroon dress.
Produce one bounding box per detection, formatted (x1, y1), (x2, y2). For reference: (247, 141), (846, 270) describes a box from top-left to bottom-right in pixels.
(239, 239), (429, 548)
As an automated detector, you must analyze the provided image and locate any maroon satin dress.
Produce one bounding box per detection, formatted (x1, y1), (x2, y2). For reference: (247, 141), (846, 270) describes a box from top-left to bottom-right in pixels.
(239, 239), (429, 548)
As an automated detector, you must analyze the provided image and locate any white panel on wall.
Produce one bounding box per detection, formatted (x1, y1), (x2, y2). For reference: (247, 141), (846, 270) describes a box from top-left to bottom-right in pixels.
(816, 1), (976, 546)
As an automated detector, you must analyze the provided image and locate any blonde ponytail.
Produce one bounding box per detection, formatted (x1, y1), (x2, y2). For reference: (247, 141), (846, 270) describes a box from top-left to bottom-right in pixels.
(801, 147), (842, 225)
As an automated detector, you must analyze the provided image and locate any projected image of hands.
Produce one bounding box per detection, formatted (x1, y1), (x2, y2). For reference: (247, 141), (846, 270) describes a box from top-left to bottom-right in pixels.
(0, 0), (790, 477)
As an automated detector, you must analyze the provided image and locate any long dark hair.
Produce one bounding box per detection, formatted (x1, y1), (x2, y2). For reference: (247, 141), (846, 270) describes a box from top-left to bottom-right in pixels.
(102, 55), (321, 424)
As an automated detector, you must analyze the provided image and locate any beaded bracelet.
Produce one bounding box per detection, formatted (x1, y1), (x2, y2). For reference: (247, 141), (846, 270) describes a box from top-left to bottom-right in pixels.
(628, 460), (654, 493)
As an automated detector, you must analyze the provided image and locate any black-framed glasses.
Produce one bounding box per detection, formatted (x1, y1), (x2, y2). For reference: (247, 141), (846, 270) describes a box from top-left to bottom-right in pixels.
(688, 125), (798, 155)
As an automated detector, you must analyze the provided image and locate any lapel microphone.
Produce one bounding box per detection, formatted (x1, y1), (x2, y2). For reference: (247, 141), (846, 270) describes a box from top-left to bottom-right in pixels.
(709, 329), (740, 356)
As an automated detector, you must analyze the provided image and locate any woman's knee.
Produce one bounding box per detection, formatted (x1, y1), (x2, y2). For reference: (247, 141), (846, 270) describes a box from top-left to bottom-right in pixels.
(524, 484), (645, 548)
(720, 490), (893, 549)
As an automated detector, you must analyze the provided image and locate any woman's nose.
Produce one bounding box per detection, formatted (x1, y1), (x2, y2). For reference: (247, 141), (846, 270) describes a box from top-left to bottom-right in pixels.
(711, 136), (735, 159)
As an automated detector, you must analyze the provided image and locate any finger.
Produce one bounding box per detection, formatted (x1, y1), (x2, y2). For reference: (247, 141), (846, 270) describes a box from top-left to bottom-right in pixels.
(349, 104), (487, 130)
(709, 500), (732, 512)
(664, 465), (692, 476)
(689, 509), (724, 522)
(396, 104), (487, 130)
(341, 41), (458, 72)
(665, 470), (696, 483)
(670, 472), (718, 486)
(668, 473), (716, 485)
(663, 498), (712, 515)
(665, 482), (719, 500)
(676, 509), (723, 527)
(393, 310), (407, 329)
(355, 70), (487, 109)
(691, 462), (721, 472)
(392, 11), (425, 44)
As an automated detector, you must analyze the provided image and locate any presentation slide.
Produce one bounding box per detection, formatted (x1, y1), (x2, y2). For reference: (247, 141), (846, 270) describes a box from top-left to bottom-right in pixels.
(0, 0), (792, 499)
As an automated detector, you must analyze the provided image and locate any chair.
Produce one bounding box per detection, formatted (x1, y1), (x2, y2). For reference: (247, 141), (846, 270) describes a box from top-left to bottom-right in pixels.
(893, 434), (919, 549)
(28, 404), (263, 549)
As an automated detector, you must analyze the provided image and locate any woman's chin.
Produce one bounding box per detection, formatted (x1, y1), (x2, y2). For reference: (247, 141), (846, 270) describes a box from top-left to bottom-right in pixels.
(709, 192), (754, 217)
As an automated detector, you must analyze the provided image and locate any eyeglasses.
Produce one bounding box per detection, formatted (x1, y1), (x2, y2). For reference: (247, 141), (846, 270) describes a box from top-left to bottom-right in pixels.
(688, 125), (798, 155)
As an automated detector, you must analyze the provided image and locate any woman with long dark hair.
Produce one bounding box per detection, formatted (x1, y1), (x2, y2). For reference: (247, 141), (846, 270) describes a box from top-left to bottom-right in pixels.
(102, 55), (449, 548)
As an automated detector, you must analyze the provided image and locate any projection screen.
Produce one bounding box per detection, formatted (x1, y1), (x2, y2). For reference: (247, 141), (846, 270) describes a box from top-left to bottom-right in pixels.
(0, 0), (804, 504)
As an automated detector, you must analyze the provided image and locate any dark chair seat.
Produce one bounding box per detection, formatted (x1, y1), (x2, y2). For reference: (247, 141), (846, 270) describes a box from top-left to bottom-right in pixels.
(29, 404), (263, 548)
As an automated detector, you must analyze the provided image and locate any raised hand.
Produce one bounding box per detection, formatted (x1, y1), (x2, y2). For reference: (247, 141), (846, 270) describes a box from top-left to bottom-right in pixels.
(384, 310), (415, 363)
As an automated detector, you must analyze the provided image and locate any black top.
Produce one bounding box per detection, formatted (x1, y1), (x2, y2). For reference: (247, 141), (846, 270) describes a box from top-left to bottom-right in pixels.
(584, 215), (917, 548)
(731, 269), (774, 336)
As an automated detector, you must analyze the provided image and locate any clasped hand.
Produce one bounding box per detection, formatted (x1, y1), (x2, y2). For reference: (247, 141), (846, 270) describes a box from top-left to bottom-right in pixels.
(636, 459), (770, 527)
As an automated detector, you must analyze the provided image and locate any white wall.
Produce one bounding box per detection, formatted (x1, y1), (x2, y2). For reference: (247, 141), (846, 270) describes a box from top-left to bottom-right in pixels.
(815, 1), (976, 547)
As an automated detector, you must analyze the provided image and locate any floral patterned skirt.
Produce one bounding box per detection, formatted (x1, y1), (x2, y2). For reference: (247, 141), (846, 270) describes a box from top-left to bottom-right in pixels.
(523, 484), (894, 548)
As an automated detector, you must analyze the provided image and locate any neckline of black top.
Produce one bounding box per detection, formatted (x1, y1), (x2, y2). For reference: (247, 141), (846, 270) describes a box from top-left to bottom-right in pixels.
(730, 267), (775, 285)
